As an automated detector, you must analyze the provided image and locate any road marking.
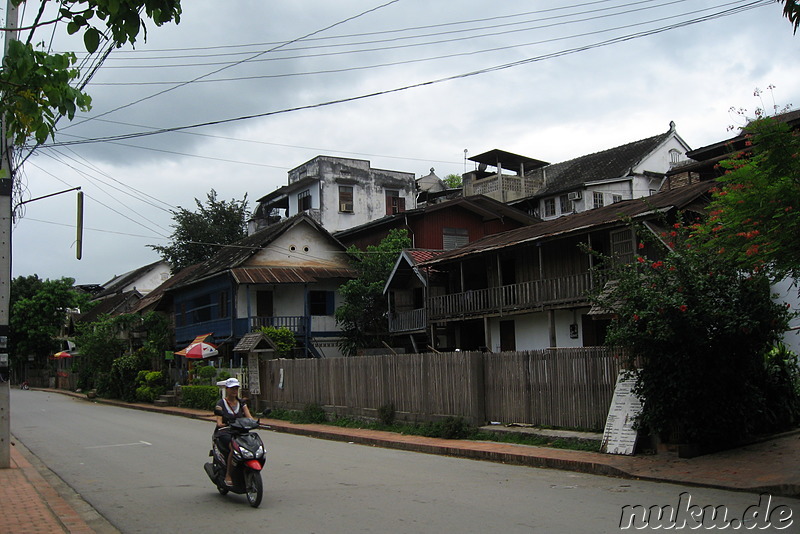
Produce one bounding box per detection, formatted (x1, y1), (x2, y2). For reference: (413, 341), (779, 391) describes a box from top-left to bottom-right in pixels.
(85, 441), (152, 449)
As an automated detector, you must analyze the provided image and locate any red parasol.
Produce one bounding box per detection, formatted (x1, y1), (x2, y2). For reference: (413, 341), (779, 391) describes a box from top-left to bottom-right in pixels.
(183, 341), (219, 359)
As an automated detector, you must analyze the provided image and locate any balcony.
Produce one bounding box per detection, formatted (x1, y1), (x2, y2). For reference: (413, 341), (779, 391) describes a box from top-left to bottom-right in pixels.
(428, 272), (597, 320)
(249, 316), (309, 333)
(388, 308), (426, 333)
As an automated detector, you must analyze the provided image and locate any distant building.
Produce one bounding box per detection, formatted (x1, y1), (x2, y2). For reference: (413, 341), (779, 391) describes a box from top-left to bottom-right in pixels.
(250, 156), (417, 235)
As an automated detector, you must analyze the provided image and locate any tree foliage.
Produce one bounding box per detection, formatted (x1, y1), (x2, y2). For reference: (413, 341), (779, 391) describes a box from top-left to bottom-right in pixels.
(150, 189), (249, 272)
(74, 311), (169, 395)
(9, 274), (89, 371)
(335, 229), (411, 356)
(443, 173), (462, 188)
(589, 221), (796, 444)
(781, 0), (800, 33)
(0, 1), (181, 146)
(258, 326), (297, 358)
(691, 116), (800, 281)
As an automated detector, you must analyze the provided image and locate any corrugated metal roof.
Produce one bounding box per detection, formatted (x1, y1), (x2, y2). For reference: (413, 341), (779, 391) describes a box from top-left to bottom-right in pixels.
(231, 266), (357, 284)
(420, 181), (712, 266)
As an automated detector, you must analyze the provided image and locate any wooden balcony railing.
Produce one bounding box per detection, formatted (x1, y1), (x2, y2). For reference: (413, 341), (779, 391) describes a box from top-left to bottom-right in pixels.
(428, 272), (597, 320)
(249, 316), (309, 334)
(388, 308), (426, 333)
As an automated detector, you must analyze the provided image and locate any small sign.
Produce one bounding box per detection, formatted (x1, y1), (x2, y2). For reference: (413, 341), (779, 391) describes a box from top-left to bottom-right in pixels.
(0, 353), (8, 367)
(248, 353), (260, 395)
(601, 371), (642, 455)
(164, 350), (174, 361)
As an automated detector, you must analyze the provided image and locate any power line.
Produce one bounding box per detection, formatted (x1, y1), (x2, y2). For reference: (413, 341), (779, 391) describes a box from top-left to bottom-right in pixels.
(56, 117), (462, 166)
(39, 0), (772, 149)
(65, 0), (404, 130)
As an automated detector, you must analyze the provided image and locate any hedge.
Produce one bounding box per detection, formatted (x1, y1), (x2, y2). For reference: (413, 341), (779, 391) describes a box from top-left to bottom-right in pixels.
(180, 385), (220, 411)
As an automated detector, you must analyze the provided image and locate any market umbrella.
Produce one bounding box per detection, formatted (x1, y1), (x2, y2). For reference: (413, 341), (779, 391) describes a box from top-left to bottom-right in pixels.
(183, 341), (219, 359)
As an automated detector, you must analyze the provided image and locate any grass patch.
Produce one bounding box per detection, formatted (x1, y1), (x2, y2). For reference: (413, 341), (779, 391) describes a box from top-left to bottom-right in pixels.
(266, 406), (600, 452)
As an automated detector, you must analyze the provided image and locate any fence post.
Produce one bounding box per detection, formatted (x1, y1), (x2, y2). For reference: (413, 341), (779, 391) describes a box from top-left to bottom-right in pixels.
(468, 351), (486, 425)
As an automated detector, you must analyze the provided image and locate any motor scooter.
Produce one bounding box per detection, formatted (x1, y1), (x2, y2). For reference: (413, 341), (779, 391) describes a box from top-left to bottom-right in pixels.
(203, 417), (266, 507)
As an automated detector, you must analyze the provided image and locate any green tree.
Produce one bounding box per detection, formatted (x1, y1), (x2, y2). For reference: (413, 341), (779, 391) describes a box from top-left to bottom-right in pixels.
(691, 116), (800, 281)
(258, 326), (297, 358)
(1, 1), (181, 147)
(9, 274), (89, 375)
(443, 173), (462, 188)
(590, 222), (795, 445)
(150, 189), (250, 272)
(335, 229), (411, 356)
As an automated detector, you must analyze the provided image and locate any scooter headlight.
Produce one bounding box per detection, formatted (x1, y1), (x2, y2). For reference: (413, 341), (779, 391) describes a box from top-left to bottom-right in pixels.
(238, 447), (255, 459)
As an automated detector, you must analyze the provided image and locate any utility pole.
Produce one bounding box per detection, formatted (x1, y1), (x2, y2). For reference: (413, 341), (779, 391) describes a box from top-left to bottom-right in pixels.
(0, 0), (19, 469)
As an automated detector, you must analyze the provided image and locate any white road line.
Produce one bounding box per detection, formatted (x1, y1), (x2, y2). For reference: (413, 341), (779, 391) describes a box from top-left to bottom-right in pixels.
(85, 441), (152, 449)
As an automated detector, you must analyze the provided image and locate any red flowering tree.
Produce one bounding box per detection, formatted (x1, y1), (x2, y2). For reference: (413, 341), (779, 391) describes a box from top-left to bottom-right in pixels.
(691, 116), (800, 281)
(590, 221), (794, 445)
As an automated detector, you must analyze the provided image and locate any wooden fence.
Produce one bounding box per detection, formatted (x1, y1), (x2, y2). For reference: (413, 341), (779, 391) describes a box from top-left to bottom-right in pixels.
(258, 347), (621, 431)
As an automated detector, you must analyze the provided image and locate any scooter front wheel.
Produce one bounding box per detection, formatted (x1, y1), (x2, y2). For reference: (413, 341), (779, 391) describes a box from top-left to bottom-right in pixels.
(244, 470), (263, 508)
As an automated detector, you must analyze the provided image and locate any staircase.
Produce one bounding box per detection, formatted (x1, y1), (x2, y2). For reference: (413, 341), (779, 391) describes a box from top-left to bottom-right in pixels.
(154, 389), (178, 407)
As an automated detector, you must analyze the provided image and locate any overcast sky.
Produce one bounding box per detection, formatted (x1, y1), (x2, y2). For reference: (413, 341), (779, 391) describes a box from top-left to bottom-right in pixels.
(9, 0), (800, 286)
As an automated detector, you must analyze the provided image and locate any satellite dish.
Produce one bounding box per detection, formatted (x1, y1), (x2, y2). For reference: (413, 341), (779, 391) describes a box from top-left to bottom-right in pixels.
(478, 163), (487, 172)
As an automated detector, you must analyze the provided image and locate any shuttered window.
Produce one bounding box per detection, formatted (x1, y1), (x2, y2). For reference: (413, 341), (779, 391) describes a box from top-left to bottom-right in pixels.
(443, 227), (469, 250)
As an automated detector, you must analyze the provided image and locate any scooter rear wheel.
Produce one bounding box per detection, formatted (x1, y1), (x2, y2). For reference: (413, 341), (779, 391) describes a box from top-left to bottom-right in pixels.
(245, 471), (263, 508)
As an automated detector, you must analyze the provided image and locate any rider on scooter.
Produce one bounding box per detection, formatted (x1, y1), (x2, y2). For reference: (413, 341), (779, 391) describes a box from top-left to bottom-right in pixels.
(213, 377), (253, 487)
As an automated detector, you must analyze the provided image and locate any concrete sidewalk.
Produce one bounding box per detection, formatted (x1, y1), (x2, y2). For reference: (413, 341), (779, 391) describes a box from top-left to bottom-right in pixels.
(2, 389), (799, 533)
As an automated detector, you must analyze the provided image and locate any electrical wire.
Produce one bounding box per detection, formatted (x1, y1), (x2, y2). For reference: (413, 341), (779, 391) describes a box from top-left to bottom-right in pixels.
(39, 0), (772, 149)
(64, 0), (404, 129)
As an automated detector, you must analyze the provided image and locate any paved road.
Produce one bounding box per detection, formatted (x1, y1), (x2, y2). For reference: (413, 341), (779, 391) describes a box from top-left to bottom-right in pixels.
(10, 390), (798, 533)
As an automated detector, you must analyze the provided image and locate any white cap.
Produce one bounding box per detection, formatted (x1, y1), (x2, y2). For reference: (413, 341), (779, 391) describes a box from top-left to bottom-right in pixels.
(223, 377), (240, 388)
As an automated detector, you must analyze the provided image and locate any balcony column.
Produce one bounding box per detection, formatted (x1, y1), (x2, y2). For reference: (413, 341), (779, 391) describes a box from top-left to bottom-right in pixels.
(484, 317), (492, 352)
(548, 309), (557, 348)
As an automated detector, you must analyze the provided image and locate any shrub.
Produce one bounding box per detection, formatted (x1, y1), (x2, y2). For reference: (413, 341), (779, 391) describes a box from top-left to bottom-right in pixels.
(377, 402), (396, 426)
(421, 416), (473, 439)
(181, 385), (220, 411)
(297, 403), (327, 424)
(134, 370), (166, 403)
(258, 326), (296, 358)
(197, 365), (218, 385)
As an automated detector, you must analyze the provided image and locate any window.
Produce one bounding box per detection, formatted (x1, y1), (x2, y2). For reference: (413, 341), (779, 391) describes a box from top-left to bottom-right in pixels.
(544, 198), (556, 217)
(610, 228), (635, 265)
(308, 290), (335, 316)
(339, 186), (353, 212)
(443, 227), (469, 250)
(559, 194), (571, 214)
(611, 194), (623, 204)
(191, 294), (211, 323)
(297, 189), (311, 212)
(593, 191), (604, 209)
(218, 291), (229, 318)
(385, 190), (406, 215)
(669, 149), (682, 164)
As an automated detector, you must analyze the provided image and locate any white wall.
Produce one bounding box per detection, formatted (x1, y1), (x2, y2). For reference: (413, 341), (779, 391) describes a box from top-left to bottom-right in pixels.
(487, 308), (588, 351)
(773, 277), (800, 355)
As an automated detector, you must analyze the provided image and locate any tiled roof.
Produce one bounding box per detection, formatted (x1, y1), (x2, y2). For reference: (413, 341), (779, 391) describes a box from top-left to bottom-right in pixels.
(530, 128), (675, 197)
(94, 260), (166, 299)
(132, 263), (203, 313)
(174, 214), (345, 288)
(420, 180), (712, 266)
(407, 249), (446, 265)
